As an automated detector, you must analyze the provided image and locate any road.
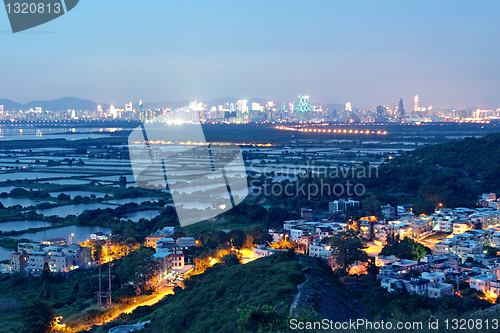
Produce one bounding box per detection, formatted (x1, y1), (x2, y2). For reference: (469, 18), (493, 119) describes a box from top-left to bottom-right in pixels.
(364, 242), (383, 256)
(418, 237), (442, 251)
(101, 286), (174, 325)
(123, 286), (174, 314)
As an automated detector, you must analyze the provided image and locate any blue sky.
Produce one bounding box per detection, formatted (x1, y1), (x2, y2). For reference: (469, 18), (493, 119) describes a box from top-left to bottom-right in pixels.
(0, 0), (499, 109)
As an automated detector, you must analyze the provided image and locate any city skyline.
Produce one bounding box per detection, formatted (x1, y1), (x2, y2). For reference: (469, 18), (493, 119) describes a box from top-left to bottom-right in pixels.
(0, 94), (497, 113)
(0, 0), (499, 109)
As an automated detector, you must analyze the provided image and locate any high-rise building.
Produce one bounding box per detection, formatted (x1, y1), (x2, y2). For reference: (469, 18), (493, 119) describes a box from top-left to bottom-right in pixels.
(345, 102), (352, 112)
(139, 100), (143, 112)
(0, 105), (4, 112)
(109, 104), (117, 119)
(251, 102), (262, 111)
(376, 105), (385, 118)
(414, 95), (419, 112)
(125, 102), (133, 112)
(397, 99), (405, 117)
(236, 100), (248, 118)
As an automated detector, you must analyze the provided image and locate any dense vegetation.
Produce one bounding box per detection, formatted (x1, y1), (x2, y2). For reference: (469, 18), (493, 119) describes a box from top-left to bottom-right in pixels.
(379, 237), (431, 261)
(91, 251), (307, 333)
(254, 132), (500, 216)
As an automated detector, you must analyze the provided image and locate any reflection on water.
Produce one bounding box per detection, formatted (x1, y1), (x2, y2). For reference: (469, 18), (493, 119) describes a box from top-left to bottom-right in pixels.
(37, 203), (114, 217)
(0, 220), (56, 232)
(121, 210), (161, 222)
(49, 191), (111, 199)
(106, 197), (158, 205)
(0, 247), (16, 261)
(9, 225), (113, 243)
(0, 172), (91, 182)
(0, 197), (49, 208)
(0, 126), (123, 141)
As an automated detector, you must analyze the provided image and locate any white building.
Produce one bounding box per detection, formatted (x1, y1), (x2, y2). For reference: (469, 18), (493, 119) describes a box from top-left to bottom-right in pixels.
(470, 274), (496, 293)
(27, 251), (48, 271)
(309, 241), (329, 258)
(90, 232), (109, 241)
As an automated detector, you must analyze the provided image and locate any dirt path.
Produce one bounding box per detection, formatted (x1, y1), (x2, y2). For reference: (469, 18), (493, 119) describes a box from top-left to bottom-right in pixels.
(289, 275), (308, 315)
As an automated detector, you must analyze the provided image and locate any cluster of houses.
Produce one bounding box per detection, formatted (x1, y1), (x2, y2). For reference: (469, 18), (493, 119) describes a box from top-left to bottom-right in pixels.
(378, 226), (500, 299)
(479, 193), (500, 209)
(373, 200), (500, 245)
(252, 218), (347, 265)
(9, 238), (92, 274)
(5, 226), (196, 285)
(255, 194), (500, 300)
(144, 227), (196, 285)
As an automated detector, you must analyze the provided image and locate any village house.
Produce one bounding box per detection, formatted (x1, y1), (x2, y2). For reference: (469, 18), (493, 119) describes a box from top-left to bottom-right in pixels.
(145, 227), (175, 248)
(470, 274), (496, 293)
(427, 282), (454, 298)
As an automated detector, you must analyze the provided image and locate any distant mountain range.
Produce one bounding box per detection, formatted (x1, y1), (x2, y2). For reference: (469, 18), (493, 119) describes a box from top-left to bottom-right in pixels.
(0, 97), (110, 112)
(0, 97), (354, 112)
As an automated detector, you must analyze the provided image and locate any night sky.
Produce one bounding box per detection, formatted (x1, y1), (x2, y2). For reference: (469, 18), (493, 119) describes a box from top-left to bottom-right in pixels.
(0, 0), (499, 109)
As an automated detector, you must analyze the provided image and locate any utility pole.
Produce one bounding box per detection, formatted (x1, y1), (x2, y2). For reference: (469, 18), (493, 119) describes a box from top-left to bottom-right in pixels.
(96, 259), (112, 308)
(97, 258), (102, 307)
(96, 240), (113, 308)
(107, 261), (112, 308)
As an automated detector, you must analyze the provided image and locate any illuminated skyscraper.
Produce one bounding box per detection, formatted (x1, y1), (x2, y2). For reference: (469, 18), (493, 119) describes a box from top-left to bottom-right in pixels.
(139, 100), (143, 112)
(125, 102), (133, 112)
(236, 100), (248, 118)
(414, 95), (419, 112)
(345, 102), (352, 112)
(109, 103), (117, 119)
(376, 105), (385, 118)
(397, 99), (405, 117)
(296, 96), (315, 113)
(251, 102), (262, 111)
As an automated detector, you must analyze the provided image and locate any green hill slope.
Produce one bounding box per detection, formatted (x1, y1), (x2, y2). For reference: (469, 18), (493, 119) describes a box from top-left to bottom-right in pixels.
(371, 132), (500, 212)
(97, 253), (367, 333)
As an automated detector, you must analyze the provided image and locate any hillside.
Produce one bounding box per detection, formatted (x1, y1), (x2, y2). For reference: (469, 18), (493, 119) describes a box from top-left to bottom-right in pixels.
(94, 253), (368, 333)
(368, 132), (500, 213)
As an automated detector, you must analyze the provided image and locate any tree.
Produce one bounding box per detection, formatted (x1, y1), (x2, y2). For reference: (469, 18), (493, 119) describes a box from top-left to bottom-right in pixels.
(380, 237), (430, 261)
(19, 299), (55, 333)
(269, 238), (297, 250)
(237, 304), (289, 333)
(42, 262), (51, 281)
(220, 253), (240, 266)
(229, 230), (246, 250)
(253, 233), (273, 246)
(366, 258), (379, 280)
(484, 245), (498, 257)
(119, 175), (127, 186)
(92, 244), (103, 263)
(369, 222), (375, 241)
(329, 230), (368, 276)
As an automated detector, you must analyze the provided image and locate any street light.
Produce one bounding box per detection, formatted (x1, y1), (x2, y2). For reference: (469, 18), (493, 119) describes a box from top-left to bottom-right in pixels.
(69, 233), (75, 245)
